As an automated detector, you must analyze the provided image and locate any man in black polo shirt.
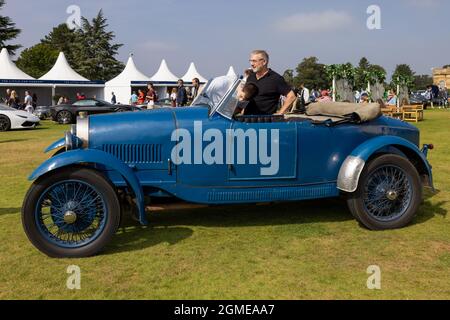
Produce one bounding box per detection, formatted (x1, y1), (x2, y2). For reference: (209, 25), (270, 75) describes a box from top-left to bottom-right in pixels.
(244, 50), (297, 115)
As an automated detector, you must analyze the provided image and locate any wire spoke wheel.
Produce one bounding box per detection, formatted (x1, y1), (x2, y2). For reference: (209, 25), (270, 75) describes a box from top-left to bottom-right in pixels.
(346, 154), (422, 230)
(35, 180), (107, 248)
(363, 165), (413, 222)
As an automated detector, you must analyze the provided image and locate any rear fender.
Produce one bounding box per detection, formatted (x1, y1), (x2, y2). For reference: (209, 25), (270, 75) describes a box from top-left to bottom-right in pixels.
(337, 136), (433, 193)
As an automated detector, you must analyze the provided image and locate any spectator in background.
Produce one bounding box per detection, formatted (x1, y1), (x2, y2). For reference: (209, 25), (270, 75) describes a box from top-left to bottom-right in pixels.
(63, 96), (70, 104)
(9, 90), (20, 109)
(146, 83), (158, 108)
(76, 93), (82, 101)
(130, 91), (138, 105)
(3, 88), (11, 104)
(176, 79), (188, 107)
(386, 89), (398, 106)
(111, 92), (117, 104)
(57, 96), (64, 105)
(360, 92), (370, 104)
(24, 91), (34, 113)
(32, 93), (38, 108)
(317, 90), (332, 103)
(170, 88), (177, 107)
(137, 89), (145, 105)
(190, 78), (201, 103)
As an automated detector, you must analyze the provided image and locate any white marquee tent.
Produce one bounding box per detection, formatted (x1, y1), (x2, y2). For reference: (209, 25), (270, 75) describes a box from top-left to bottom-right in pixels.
(181, 62), (207, 83)
(39, 52), (105, 104)
(226, 66), (238, 79)
(105, 54), (152, 104)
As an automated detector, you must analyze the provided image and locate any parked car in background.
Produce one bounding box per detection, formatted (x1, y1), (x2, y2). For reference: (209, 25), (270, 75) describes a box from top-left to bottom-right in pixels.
(50, 99), (140, 124)
(34, 106), (51, 120)
(409, 90), (428, 105)
(22, 76), (434, 258)
(0, 104), (40, 131)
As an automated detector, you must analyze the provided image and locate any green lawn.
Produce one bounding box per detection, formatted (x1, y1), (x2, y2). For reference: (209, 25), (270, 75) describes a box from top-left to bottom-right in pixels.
(0, 112), (449, 300)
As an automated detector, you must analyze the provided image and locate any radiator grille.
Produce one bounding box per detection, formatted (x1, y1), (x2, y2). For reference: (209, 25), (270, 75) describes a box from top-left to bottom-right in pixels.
(101, 144), (163, 164)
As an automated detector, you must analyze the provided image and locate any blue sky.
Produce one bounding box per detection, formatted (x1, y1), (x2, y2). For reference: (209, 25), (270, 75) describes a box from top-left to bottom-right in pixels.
(3, 0), (449, 79)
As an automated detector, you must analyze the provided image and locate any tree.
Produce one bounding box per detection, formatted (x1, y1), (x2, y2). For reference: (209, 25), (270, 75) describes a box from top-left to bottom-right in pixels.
(354, 57), (386, 90)
(391, 64), (415, 90)
(283, 69), (294, 87)
(41, 24), (78, 67)
(0, 0), (21, 55)
(443, 65), (450, 69)
(73, 10), (124, 80)
(16, 43), (59, 78)
(414, 75), (433, 90)
(294, 57), (330, 90)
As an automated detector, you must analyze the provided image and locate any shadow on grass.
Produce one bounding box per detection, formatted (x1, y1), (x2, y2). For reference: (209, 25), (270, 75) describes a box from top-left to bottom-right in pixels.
(0, 139), (28, 144)
(412, 188), (447, 226)
(0, 207), (21, 216)
(104, 198), (351, 255)
(148, 198), (353, 228)
(107, 226), (194, 255)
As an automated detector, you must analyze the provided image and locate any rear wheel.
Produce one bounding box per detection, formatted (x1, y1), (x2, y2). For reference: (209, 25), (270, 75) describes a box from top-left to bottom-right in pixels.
(346, 154), (422, 230)
(22, 167), (121, 258)
(56, 110), (73, 124)
(0, 115), (11, 131)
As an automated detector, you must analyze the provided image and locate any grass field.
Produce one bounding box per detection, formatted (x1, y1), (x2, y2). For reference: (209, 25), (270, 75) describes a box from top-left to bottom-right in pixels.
(0, 111), (449, 300)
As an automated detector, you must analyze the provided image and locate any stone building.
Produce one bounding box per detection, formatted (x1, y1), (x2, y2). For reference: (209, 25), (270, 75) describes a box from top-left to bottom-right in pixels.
(433, 67), (450, 88)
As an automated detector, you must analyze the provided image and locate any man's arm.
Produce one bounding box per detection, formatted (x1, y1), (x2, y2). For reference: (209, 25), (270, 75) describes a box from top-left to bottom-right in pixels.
(276, 90), (297, 115)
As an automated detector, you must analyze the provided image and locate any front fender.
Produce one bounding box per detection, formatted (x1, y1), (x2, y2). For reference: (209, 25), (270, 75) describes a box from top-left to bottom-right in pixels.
(337, 136), (433, 193)
(29, 149), (147, 225)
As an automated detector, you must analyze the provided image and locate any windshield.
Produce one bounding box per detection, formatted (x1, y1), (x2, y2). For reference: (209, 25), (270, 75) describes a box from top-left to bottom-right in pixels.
(215, 80), (243, 120)
(192, 76), (238, 115)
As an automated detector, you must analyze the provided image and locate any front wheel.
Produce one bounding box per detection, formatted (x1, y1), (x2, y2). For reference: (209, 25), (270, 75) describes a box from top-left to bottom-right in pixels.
(346, 154), (422, 230)
(0, 115), (11, 131)
(22, 167), (121, 258)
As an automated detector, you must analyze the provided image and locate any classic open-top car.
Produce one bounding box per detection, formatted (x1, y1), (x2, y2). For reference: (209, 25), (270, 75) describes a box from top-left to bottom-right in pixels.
(22, 76), (434, 257)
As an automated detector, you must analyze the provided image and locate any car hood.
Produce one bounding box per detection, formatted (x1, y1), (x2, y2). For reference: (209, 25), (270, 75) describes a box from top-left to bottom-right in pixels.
(87, 106), (210, 149)
(1, 109), (40, 121)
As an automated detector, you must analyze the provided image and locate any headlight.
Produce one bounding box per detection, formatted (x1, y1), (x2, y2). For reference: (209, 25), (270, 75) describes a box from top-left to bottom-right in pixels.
(16, 115), (27, 119)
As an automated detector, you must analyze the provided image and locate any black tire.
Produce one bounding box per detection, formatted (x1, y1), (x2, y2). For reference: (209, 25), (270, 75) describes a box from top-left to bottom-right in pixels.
(0, 115), (11, 131)
(56, 110), (73, 124)
(346, 154), (422, 230)
(22, 167), (121, 258)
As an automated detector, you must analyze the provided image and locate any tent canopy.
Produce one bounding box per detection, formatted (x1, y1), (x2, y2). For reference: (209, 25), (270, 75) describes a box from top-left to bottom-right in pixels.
(106, 54), (152, 86)
(182, 62), (207, 83)
(226, 66), (238, 79)
(40, 52), (89, 81)
(0, 48), (35, 80)
(151, 59), (179, 84)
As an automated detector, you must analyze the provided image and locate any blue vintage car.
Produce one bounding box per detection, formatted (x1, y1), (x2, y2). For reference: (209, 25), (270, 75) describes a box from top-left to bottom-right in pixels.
(22, 76), (434, 257)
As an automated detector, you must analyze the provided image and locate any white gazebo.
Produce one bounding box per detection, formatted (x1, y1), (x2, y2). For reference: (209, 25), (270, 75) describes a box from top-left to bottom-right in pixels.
(181, 62), (207, 84)
(226, 66), (238, 79)
(39, 52), (105, 105)
(0, 48), (51, 105)
(105, 54), (152, 104)
(140, 59), (179, 99)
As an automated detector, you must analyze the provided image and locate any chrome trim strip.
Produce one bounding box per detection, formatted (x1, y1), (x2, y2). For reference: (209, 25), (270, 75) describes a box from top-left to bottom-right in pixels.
(337, 156), (366, 193)
(76, 117), (89, 148)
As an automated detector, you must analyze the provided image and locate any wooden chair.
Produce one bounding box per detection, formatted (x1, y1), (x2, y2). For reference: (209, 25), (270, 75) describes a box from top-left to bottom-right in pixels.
(402, 105), (424, 122)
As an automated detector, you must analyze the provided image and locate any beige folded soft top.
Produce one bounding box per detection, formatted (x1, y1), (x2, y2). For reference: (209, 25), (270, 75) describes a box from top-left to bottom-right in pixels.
(286, 102), (382, 124)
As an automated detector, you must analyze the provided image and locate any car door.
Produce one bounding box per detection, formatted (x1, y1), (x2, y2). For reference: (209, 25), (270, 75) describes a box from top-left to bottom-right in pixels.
(228, 119), (298, 182)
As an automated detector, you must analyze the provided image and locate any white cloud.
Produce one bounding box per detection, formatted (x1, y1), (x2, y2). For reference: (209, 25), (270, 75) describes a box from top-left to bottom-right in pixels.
(275, 11), (352, 33)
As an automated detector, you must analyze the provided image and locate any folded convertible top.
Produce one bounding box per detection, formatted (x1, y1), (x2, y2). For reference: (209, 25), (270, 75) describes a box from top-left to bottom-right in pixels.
(306, 102), (382, 123)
